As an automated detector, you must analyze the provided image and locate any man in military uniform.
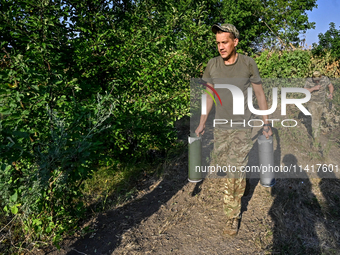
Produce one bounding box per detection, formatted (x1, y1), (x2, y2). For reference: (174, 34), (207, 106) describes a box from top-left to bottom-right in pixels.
(304, 71), (334, 140)
(195, 24), (272, 236)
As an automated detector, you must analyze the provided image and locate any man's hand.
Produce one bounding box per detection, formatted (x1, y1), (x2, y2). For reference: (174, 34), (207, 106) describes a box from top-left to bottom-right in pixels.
(263, 126), (273, 139)
(195, 124), (205, 137)
(313, 85), (321, 91)
(328, 93), (333, 100)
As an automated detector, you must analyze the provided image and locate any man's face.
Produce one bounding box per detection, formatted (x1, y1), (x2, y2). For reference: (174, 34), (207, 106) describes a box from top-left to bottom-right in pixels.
(216, 32), (238, 59)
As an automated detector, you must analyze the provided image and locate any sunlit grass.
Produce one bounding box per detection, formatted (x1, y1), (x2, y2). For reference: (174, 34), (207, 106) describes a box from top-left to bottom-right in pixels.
(80, 141), (187, 213)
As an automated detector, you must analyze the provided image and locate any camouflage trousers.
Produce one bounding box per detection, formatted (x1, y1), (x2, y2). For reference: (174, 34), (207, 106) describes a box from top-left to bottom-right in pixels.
(306, 101), (326, 139)
(211, 128), (253, 219)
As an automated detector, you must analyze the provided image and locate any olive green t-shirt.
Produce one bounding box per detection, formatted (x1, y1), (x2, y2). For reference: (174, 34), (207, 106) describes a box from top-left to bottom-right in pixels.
(202, 54), (262, 129)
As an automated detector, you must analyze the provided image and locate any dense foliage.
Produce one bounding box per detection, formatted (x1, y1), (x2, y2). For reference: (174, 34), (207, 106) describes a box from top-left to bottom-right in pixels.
(210, 0), (317, 52)
(312, 22), (340, 60)
(0, 0), (216, 248)
(255, 50), (311, 78)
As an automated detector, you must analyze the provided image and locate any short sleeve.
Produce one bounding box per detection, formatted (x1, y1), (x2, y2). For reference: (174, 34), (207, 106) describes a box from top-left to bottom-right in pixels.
(304, 80), (309, 88)
(323, 76), (331, 86)
(202, 59), (212, 83)
(249, 58), (261, 84)
(304, 78), (313, 88)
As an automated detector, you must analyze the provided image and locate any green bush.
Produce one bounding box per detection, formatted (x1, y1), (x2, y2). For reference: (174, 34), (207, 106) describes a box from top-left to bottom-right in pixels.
(0, 0), (214, 248)
(255, 49), (311, 78)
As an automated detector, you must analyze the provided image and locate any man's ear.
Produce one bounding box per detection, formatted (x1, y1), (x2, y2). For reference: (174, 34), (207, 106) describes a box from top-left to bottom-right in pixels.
(234, 38), (239, 47)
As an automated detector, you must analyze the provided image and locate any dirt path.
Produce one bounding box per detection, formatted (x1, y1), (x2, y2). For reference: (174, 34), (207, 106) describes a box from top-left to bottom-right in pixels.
(39, 121), (340, 255)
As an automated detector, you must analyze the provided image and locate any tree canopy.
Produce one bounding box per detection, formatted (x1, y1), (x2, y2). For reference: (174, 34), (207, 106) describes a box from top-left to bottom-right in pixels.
(312, 22), (340, 60)
(202, 0), (317, 51)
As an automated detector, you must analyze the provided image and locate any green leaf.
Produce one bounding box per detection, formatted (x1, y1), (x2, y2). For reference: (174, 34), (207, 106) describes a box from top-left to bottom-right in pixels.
(11, 205), (18, 215)
(10, 191), (18, 203)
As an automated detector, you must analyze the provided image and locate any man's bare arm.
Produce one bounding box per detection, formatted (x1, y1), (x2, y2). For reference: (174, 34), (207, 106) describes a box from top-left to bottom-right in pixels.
(305, 85), (321, 93)
(252, 83), (273, 138)
(195, 83), (214, 137)
(328, 83), (334, 99)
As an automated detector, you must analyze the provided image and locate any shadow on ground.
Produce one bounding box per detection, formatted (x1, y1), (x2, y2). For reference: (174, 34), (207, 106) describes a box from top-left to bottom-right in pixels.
(40, 152), (189, 255)
(269, 156), (340, 253)
(41, 118), (340, 254)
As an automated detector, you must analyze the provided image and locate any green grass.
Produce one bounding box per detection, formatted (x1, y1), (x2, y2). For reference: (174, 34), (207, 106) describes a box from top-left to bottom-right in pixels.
(80, 140), (187, 213)
(80, 159), (158, 211)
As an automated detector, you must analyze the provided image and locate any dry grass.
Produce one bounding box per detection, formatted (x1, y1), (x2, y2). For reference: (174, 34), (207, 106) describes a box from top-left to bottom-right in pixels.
(310, 51), (340, 78)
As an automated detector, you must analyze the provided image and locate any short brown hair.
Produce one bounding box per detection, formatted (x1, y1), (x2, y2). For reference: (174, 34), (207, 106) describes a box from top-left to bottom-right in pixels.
(216, 30), (236, 40)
